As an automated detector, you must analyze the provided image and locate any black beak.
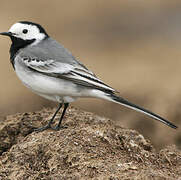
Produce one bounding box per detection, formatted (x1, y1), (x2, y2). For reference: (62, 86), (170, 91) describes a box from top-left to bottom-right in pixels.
(0, 32), (13, 37)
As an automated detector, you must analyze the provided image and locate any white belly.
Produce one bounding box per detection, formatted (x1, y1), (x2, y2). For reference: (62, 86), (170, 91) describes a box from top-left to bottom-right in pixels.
(14, 62), (81, 103)
(14, 58), (105, 103)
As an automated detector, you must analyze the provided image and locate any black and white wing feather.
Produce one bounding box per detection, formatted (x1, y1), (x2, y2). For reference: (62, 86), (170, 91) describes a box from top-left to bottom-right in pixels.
(22, 56), (115, 93)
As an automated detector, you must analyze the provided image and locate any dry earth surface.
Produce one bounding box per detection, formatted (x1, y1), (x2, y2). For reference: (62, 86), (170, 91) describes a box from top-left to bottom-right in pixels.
(0, 107), (180, 180)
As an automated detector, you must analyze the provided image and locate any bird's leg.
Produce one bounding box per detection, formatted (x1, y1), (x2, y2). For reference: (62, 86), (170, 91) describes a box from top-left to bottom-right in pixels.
(34, 103), (63, 132)
(52, 103), (69, 131)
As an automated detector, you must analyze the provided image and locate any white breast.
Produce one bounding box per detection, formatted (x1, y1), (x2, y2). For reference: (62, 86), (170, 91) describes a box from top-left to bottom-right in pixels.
(14, 60), (81, 103)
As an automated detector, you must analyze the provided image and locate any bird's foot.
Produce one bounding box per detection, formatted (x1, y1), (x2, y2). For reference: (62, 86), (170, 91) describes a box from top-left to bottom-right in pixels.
(51, 125), (68, 131)
(34, 124), (52, 132)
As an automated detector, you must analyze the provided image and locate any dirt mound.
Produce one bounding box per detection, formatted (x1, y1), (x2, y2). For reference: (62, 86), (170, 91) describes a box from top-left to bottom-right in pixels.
(0, 107), (180, 179)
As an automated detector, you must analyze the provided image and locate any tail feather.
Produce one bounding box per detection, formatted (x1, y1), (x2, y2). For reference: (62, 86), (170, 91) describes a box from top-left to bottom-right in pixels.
(106, 93), (177, 129)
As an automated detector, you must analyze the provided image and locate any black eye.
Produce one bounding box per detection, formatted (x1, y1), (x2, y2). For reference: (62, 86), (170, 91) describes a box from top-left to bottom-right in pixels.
(22, 29), (28, 34)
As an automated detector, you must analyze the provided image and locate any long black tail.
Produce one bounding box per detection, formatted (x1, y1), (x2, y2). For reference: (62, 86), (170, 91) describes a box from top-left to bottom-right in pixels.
(105, 93), (177, 129)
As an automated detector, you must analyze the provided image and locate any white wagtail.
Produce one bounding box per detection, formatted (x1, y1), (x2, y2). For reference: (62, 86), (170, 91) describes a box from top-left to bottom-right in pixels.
(0, 21), (177, 131)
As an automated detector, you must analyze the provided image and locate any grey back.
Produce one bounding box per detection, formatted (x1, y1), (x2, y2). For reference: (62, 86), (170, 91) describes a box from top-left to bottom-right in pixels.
(19, 37), (83, 66)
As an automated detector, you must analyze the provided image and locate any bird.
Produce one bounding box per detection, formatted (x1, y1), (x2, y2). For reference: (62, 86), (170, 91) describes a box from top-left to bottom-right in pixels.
(0, 21), (177, 131)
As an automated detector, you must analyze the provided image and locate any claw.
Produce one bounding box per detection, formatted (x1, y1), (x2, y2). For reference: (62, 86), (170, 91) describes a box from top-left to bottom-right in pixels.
(51, 125), (68, 131)
(34, 124), (51, 132)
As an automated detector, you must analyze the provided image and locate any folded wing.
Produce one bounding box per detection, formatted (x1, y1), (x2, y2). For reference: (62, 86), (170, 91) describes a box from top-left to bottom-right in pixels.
(22, 56), (115, 93)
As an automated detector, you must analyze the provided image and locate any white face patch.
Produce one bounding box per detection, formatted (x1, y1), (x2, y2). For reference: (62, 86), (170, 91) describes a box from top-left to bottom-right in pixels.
(8, 23), (46, 44)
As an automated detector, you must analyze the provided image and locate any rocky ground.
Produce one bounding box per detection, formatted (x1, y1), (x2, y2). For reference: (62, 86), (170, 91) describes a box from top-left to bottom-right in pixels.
(0, 107), (180, 180)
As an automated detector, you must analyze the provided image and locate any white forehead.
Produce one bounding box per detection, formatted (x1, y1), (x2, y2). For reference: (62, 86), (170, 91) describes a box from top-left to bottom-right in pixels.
(8, 22), (45, 41)
(9, 23), (38, 34)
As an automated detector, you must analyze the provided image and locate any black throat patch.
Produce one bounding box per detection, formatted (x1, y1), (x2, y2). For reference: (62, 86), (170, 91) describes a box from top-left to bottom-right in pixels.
(10, 36), (35, 67)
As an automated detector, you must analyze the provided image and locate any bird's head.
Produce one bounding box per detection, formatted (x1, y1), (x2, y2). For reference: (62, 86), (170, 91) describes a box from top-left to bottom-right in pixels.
(0, 21), (49, 45)
(0, 21), (49, 59)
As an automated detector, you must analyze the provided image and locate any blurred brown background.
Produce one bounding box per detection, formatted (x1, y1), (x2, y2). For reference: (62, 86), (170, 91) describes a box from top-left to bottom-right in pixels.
(0, 0), (181, 149)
